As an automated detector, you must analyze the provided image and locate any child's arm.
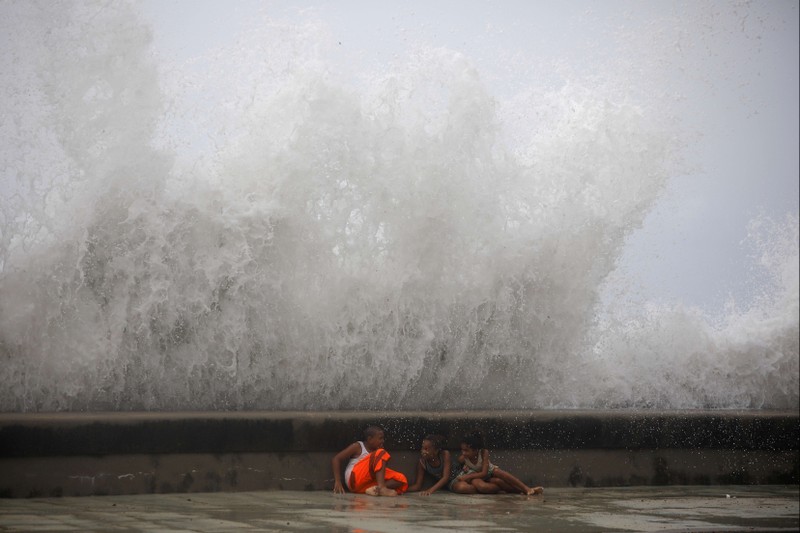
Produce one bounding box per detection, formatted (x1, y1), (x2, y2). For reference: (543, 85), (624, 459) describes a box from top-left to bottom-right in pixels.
(461, 449), (492, 483)
(331, 442), (360, 494)
(406, 459), (427, 492)
(421, 450), (452, 495)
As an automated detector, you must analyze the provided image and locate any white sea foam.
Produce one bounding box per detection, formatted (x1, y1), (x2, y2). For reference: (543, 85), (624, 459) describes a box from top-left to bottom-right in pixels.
(0, 2), (796, 411)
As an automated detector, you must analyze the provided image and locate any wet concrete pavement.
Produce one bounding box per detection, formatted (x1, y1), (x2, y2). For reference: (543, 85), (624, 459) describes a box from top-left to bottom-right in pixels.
(1, 485), (798, 532)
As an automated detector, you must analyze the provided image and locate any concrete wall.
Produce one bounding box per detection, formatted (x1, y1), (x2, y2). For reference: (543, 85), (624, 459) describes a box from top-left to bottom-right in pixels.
(0, 410), (797, 497)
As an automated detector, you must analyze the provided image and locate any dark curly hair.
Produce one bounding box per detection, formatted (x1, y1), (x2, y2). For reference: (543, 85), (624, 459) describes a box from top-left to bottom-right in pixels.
(423, 434), (446, 451)
(363, 425), (384, 439)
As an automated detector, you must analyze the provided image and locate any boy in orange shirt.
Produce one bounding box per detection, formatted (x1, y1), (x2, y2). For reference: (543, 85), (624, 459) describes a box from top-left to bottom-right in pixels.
(331, 425), (408, 496)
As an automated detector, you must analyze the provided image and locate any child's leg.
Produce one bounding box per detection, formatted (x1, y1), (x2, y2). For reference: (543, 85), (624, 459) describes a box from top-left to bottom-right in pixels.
(450, 479), (477, 494)
(356, 449), (406, 496)
(488, 476), (516, 493)
(377, 466), (406, 493)
(368, 466), (399, 496)
(494, 468), (543, 495)
(367, 451), (407, 496)
(493, 468), (530, 494)
(471, 478), (501, 494)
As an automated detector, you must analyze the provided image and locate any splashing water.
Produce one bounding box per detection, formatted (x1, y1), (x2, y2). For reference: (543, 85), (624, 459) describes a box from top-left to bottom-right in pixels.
(0, 2), (797, 411)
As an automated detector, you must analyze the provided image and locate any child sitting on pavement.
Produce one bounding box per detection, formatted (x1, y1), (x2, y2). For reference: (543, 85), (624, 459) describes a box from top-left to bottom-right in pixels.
(450, 429), (544, 496)
(331, 425), (408, 496)
(407, 434), (454, 495)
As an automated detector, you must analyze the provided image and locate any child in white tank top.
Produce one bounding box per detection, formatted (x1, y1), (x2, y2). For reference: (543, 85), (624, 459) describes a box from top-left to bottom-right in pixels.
(331, 425), (408, 496)
(450, 429), (543, 496)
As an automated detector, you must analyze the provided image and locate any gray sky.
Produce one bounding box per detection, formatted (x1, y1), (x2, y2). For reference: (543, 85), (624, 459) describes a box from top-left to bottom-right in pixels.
(141, 0), (799, 315)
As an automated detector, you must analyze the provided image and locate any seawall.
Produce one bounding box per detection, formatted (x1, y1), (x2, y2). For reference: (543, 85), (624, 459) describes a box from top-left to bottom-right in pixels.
(0, 410), (797, 497)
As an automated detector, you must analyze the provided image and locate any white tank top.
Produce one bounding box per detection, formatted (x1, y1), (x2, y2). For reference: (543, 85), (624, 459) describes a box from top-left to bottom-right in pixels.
(344, 441), (369, 489)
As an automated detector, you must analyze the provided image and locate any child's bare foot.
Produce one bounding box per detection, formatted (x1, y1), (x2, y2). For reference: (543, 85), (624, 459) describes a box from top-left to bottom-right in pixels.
(365, 486), (398, 497)
(527, 486), (544, 495)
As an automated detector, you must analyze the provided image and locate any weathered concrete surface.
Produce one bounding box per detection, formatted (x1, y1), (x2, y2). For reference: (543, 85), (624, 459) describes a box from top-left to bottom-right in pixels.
(0, 410), (797, 497)
(1, 486), (798, 532)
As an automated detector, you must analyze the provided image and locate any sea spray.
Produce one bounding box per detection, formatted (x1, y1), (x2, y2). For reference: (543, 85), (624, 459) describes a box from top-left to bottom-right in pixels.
(0, 1), (797, 411)
(585, 213), (799, 409)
